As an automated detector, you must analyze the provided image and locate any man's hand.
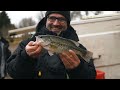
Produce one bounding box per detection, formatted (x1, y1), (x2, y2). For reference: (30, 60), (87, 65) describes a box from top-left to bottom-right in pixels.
(59, 50), (80, 70)
(25, 41), (42, 58)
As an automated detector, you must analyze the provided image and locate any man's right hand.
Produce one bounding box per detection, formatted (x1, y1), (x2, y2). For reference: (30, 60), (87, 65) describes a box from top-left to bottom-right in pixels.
(25, 41), (42, 58)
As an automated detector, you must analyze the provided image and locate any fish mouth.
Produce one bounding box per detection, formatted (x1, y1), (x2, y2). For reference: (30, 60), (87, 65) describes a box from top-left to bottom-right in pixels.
(35, 36), (44, 43)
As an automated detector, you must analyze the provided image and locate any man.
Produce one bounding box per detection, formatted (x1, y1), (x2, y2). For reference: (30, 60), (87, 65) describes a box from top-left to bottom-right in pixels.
(7, 11), (96, 79)
(0, 33), (11, 79)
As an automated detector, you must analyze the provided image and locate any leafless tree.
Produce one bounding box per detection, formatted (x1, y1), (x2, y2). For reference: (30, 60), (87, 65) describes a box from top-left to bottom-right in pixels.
(115, 11), (120, 13)
(85, 11), (89, 16)
(94, 11), (103, 15)
(18, 18), (36, 28)
(37, 11), (46, 21)
(71, 11), (82, 20)
(84, 11), (103, 16)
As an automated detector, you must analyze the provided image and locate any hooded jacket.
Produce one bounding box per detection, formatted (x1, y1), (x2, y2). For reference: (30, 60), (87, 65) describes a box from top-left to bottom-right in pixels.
(0, 37), (11, 79)
(7, 18), (96, 79)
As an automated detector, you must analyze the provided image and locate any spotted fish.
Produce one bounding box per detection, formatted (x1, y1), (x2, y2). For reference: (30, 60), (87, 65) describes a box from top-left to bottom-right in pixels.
(35, 35), (93, 63)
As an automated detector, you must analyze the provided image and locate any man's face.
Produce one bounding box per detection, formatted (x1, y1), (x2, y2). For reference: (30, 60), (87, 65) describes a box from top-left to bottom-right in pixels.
(46, 13), (68, 35)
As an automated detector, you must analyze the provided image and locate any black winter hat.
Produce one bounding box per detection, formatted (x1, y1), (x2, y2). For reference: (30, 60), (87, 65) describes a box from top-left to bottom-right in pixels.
(45, 11), (71, 24)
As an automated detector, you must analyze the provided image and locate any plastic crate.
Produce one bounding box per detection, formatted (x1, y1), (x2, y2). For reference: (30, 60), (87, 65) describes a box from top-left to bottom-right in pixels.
(96, 70), (105, 79)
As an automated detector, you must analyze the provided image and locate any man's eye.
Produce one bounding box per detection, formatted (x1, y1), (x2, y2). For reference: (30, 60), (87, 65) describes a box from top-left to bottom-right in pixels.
(59, 18), (65, 21)
(49, 17), (56, 20)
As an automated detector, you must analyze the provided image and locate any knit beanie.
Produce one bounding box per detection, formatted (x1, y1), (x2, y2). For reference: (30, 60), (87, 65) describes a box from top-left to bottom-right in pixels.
(45, 11), (71, 24)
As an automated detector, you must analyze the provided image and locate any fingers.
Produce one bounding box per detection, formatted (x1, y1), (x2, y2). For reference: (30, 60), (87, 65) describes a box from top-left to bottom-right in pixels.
(59, 50), (80, 69)
(26, 41), (43, 58)
(27, 41), (35, 46)
(69, 50), (80, 63)
(29, 46), (42, 56)
(59, 53), (73, 69)
(28, 41), (40, 46)
(62, 52), (75, 65)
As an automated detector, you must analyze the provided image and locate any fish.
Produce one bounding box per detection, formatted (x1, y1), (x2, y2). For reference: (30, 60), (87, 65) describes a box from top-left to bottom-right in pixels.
(35, 35), (93, 63)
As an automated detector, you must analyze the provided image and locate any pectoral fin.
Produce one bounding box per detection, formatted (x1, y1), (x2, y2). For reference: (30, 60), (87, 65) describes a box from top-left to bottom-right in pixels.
(47, 44), (58, 56)
(48, 51), (54, 56)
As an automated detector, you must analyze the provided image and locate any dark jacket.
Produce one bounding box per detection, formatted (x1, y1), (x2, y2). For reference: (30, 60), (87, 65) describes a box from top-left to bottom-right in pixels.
(0, 37), (11, 79)
(7, 18), (96, 79)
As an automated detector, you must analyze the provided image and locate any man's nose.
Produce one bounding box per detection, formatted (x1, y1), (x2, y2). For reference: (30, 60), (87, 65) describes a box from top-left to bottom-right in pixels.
(53, 19), (60, 25)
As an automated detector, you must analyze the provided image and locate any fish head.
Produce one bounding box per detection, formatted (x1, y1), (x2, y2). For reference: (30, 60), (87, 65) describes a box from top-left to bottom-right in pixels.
(35, 35), (51, 47)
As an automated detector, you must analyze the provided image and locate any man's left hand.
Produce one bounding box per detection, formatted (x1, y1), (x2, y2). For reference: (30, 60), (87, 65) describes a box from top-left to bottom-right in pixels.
(59, 50), (80, 70)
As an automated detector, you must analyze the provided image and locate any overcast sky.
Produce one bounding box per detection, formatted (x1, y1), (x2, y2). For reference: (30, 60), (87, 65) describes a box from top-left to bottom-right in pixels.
(0, 11), (116, 27)
(6, 11), (40, 26)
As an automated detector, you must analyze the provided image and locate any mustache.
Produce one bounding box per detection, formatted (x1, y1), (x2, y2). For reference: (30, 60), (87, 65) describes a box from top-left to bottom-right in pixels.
(49, 25), (63, 29)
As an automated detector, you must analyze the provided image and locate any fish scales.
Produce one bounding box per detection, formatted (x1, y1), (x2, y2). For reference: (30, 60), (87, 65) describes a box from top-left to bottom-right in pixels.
(35, 35), (93, 63)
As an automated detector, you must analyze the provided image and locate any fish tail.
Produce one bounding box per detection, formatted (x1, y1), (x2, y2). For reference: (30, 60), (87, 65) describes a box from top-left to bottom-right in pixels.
(74, 49), (93, 63)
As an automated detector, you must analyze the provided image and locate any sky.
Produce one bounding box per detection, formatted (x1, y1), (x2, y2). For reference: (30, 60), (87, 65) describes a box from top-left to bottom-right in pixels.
(0, 11), (116, 27)
(6, 11), (40, 26)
